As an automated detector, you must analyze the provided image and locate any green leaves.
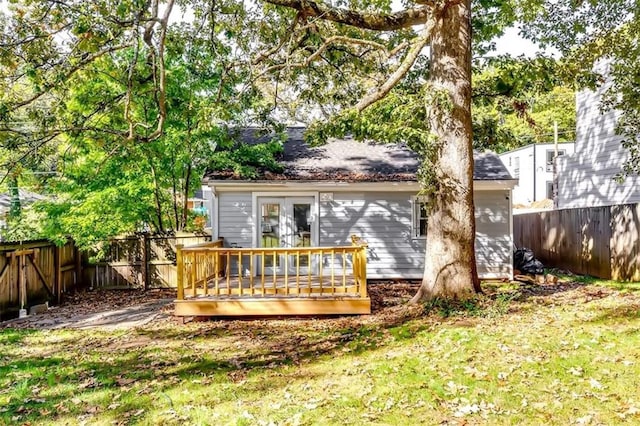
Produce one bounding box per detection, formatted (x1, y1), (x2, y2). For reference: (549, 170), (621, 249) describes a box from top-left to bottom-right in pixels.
(207, 135), (285, 179)
(472, 57), (576, 152)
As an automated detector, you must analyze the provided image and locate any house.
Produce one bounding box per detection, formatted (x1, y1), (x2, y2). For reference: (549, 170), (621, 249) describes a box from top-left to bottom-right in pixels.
(0, 189), (46, 232)
(557, 61), (640, 208)
(199, 127), (517, 281)
(499, 142), (575, 207)
(187, 188), (209, 228)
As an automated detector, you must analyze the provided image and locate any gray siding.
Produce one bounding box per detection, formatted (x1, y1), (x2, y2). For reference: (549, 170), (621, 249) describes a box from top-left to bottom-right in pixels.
(217, 193), (253, 247)
(319, 191), (512, 279)
(320, 192), (425, 278)
(558, 62), (640, 208)
(474, 190), (512, 277)
(217, 193), (253, 275)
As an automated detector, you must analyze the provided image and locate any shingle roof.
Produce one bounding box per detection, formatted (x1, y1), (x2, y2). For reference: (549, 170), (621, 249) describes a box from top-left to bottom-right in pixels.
(204, 127), (514, 182)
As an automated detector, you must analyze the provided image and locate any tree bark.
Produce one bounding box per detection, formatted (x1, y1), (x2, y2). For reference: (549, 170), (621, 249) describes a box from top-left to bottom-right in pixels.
(410, 0), (480, 302)
(181, 163), (192, 231)
(148, 158), (165, 232)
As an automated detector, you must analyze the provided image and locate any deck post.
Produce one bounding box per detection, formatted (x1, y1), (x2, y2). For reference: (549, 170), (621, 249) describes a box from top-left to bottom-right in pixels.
(176, 244), (184, 300)
(351, 235), (368, 297)
(358, 245), (367, 297)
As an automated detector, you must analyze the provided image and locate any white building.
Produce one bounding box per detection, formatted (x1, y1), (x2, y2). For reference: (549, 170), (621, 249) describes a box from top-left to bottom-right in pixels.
(557, 61), (640, 208)
(499, 142), (575, 206)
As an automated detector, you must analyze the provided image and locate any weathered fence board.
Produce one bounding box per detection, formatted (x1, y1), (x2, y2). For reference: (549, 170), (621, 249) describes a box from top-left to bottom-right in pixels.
(0, 240), (79, 319)
(83, 232), (211, 290)
(1, 233), (210, 318)
(514, 203), (640, 281)
(610, 204), (640, 281)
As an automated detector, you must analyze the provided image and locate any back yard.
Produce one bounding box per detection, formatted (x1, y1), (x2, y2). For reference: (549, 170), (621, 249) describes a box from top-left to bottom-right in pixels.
(1, 278), (640, 425)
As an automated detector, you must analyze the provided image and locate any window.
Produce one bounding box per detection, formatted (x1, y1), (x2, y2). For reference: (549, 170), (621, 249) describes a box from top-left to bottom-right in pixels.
(546, 181), (554, 199)
(546, 149), (565, 172)
(412, 196), (428, 238)
(513, 156), (520, 178)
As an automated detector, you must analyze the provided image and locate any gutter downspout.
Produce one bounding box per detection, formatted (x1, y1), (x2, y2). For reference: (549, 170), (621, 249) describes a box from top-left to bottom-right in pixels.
(210, 185), (219, 241)
(532, 145), (537, 201)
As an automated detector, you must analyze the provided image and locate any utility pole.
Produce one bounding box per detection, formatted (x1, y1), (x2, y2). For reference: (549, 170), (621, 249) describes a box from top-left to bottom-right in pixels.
(553, 121), (559, 209)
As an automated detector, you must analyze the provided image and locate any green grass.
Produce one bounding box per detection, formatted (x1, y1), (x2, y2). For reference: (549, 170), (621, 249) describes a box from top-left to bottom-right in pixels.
(2, 281), (640, 425)
(558, 273), (640, 292)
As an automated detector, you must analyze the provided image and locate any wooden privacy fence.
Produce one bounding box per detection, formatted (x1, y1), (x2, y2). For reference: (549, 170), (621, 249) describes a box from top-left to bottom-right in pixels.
(0, 240), (80, 319)
(83, 232), (211, 290)
(0, 232), (210, 318)
(514, 203), (640, 281)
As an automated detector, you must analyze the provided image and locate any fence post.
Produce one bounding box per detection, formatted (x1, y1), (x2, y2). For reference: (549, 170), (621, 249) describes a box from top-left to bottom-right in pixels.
(54, 245), (62, 304)
(141, 232), (150, 291)
(74, 244), (82, 290)
(18, 253), (26, 313)
(176, 244), (184, 300)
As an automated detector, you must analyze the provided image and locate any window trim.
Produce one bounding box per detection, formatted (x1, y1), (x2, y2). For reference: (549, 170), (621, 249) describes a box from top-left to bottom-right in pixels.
(546, 149), (566, 172)
(546, 181), (554, 199)
(412, 195), (428, 239)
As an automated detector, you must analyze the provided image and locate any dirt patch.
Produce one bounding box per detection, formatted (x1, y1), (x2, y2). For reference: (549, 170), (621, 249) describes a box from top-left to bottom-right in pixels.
(1, 289), (176, 330)
(0, 283), (422, 331)
(2, 280), (628, 331)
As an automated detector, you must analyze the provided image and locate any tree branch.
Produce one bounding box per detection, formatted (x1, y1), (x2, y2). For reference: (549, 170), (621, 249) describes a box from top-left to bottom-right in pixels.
(138, 0), (174, 142)
(8, 44), (131, 111)
(259, 35), (400, 77)
(355, 24), (432, 112)
(263, 0), (432, 31)
(252, 12), (303, 65)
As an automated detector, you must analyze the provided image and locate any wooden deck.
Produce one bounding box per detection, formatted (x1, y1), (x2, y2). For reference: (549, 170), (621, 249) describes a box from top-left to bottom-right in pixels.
(174, 237), (371, 317)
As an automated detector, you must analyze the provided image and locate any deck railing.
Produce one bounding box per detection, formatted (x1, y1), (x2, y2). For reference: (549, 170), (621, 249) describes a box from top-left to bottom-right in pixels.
(176, 236), (368, 300)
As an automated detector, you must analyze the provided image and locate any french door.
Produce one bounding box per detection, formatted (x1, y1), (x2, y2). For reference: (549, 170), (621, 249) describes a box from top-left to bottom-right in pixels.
(258, 197), (315, 274)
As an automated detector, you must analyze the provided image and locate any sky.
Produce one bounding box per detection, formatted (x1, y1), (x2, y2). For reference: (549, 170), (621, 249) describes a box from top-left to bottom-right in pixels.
(492, 27), (555, 57)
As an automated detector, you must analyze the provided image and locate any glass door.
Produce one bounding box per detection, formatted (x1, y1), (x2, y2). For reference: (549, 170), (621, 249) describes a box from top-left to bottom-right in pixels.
(257, 197), (316, 275)
(286, 198), (314, 272)
(258, 198), (285, 273)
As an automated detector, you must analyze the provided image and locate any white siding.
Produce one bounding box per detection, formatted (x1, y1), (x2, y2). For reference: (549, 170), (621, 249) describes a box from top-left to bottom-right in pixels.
(319, 191), (512, 279)
(499, 143), (575, 205)
(319, 192), (425, 278)
(474, 190), (512, 277)
(558, 62), (640, 208)
(500, 146), (534, 205)
(217, 193), (253, 248)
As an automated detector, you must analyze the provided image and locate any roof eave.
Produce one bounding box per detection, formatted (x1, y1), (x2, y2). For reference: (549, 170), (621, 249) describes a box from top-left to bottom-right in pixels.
(205, 179), (518, 191)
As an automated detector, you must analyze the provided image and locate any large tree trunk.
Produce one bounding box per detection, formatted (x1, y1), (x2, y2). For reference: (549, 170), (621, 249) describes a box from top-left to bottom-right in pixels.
(410, 0), (481, 302)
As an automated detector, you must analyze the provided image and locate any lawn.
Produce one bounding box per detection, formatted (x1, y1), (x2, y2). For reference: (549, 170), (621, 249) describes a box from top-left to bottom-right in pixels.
(1, 279), (640, 425)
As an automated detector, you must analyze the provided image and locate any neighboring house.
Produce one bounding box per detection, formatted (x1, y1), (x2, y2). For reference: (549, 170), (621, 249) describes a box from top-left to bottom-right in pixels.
(200, 128), (517, 280)
(187, 189), (209, 228)
(557, 61), (640, 208)
(0, 189), (46, 229)
(499, 142), (575, 206)
(187, 189), (206, 213)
